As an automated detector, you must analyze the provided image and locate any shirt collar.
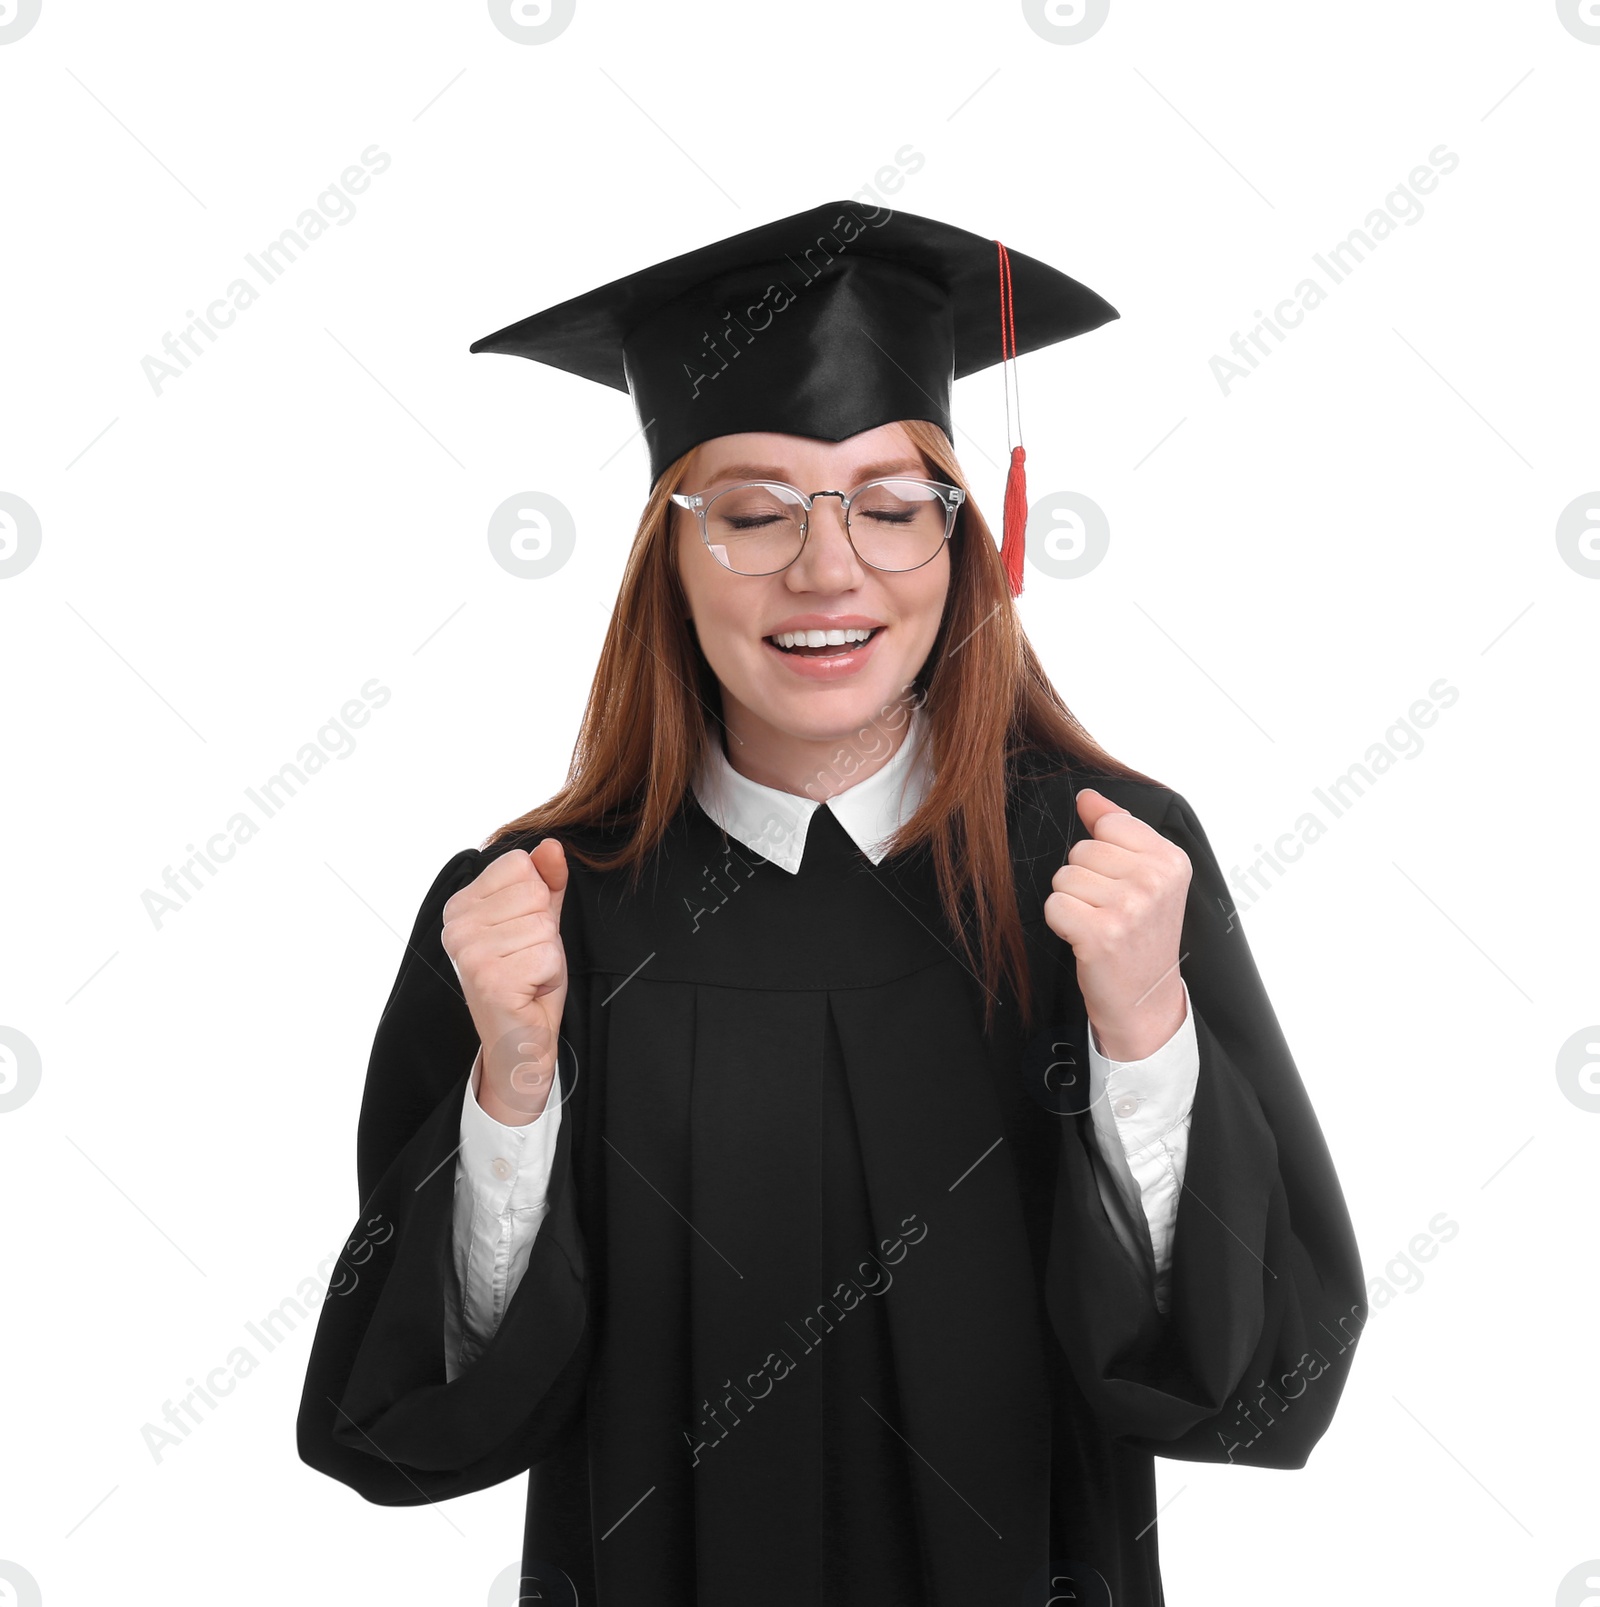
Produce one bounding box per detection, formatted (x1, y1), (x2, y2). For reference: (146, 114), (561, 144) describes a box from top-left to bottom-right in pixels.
(691, 705), (933, 875)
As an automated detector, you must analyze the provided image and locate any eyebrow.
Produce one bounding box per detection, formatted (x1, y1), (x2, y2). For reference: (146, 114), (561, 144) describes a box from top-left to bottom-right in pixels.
(698, 458), (930, 487)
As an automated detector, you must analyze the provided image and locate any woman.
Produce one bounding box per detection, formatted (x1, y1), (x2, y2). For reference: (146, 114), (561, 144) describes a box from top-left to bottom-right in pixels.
(298, 201), (1365, 1606)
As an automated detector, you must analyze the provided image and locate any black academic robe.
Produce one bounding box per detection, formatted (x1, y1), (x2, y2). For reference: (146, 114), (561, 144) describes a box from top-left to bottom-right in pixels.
(297, 754), (1366, 1606)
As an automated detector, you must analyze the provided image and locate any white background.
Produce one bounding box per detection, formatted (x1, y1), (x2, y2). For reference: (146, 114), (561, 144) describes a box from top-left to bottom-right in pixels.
(1, 1), (1596, 1603)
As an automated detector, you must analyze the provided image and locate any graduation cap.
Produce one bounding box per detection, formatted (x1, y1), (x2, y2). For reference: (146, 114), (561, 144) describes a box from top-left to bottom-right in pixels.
(469, 199), (1118, 596)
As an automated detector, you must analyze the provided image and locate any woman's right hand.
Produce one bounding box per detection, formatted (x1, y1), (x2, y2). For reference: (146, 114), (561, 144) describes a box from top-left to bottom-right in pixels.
(441, 840), (569, 1125)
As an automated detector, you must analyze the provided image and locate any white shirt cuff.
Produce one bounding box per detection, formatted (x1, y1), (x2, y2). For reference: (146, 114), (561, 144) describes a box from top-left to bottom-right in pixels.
(1083, 978), (1198, 1314)
(458, 1045), (563, 1213)
(1087, 979), (1199, 1159)
(446, 1045), (563, 1379)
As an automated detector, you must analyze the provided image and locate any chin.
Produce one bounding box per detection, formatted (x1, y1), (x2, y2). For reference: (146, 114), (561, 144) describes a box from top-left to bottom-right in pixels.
(756, 681), (903, 740)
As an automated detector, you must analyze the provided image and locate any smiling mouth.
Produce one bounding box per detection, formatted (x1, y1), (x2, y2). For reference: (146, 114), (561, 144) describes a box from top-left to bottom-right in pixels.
(763, 626), (886, 658)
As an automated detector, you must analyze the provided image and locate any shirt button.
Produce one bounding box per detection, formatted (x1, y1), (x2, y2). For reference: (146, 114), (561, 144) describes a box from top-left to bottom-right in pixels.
(490, 1156), (513, 1181)
(1112, 1095), (1141, 1119)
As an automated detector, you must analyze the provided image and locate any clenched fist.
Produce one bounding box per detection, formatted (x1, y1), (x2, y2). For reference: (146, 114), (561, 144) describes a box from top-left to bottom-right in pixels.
(1043, 788), (1191, 1062)
(440, 839), (570, 1126)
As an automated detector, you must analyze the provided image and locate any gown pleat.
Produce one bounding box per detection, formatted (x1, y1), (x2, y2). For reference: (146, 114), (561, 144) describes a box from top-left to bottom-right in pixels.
(682, 802), (935, 1602)
(810, 812), (932, 1604)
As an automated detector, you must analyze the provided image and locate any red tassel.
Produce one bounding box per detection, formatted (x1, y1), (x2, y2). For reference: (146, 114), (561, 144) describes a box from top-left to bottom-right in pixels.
(996, 239), (1026, 598)
(1001, 443), (1027, 597)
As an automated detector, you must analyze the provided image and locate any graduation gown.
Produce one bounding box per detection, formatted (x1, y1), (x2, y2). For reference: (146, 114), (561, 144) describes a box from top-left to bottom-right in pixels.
(297, 755), (1366, 1605)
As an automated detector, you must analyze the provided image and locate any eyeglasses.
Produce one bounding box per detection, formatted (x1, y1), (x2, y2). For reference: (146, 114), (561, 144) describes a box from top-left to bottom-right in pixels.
(670, 477), (965, 577)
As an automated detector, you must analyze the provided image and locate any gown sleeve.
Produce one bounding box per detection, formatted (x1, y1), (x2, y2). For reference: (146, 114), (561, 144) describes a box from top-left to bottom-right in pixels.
(1044, 789), (1366, 1468)
(296, 848), (593, 1504)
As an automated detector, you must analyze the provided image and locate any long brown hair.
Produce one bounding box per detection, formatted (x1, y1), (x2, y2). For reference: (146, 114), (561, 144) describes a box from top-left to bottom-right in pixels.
(485, 419), (1163, 1033)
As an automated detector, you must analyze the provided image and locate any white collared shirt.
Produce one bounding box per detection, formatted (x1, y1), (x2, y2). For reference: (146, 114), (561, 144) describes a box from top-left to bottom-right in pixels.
(445, 707), (1198, 1378)
(689, 703), (935, 873)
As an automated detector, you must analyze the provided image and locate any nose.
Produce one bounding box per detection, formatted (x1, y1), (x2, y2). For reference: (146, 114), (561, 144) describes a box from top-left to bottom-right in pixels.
(790, 494), (864, 588)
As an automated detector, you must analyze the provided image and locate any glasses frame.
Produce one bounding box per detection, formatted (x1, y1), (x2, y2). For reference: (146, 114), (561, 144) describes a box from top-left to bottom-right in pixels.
(670, 476), (966, 577)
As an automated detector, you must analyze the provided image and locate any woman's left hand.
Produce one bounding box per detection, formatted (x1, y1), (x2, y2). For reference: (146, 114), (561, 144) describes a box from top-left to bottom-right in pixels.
(1043, 788), (1192, 1061)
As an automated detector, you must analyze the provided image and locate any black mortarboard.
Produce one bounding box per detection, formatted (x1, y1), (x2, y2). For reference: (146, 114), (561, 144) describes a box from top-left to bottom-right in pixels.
(469, 199), (1118, 595)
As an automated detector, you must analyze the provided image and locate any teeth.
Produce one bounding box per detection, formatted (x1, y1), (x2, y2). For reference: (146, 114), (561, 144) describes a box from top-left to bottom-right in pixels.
(770, 626), (876, 649)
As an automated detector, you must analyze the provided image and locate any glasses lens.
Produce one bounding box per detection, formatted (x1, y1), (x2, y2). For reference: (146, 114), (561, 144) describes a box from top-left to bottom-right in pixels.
(846, 480), (950, 571)
(704, 483), (807, 574)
